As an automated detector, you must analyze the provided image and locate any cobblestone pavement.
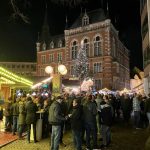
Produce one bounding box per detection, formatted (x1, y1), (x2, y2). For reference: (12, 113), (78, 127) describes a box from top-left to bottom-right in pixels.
(1, 132), (74, 150)
(1, 122), (149, 150)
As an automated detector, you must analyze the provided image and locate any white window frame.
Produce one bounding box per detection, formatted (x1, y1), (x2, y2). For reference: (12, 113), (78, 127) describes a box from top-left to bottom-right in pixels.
(40, 68), (45, 76)
(57, 52), (62, 62)
(42, 42), (46, 51)
(82, 15), (89, 26)
(71, 40), (78, 59)
(70, 66), (75, 76)
(95, 79), (102, 90)
(49, 54), (54, 63)
(83, 38), (90, 57)
(93, 62), (102, 73)
(41, 55), (46, 64)
(93, 35), (103, 56)
(50, 41), (54, 49)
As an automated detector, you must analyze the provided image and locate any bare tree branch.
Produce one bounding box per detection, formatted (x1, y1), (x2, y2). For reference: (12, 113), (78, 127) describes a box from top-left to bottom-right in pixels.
(10, 0), (30, 23)
(9, 0), (88, 23)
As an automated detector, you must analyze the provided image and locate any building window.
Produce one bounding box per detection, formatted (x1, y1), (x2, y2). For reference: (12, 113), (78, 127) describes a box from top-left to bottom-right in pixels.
(82, 13), (89, 26)
(95, 79), (102, 90)
(94, 36), (102, 56)
(116, 63), (119, 73)
(71, 41), (78, 59)
(49, 54), (54, 63)
(58, 40), (62, 48)
(70, 66), (76, 76)
(83, 38), (90, 57)
(112, 37), (116, 57)
(144, 46), (150, 67)
(142, 14), (148, 39)
(50, 41), (54, 49)
(41, 55), (46, 64)
(57, 52), (62, 62)
(40, 68), (45, 76)
(42, 42), (46, 51)
(140, 0), (147, 13)
(93, 62), (102, 73)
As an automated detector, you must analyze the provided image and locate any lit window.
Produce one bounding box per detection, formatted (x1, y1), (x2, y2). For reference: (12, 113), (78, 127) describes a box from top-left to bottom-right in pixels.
(41, 55), (46, 64)
(95, 79), (102, 90)
(93, 62), (102, 73)
(83, 38), (90, 57)
(70, 66), (76, 76)
(50, 41), (54, 49)
(112, 37), (116, 57)
(40, 68), (45, 76)
(49, 54), (54, 63)
(82, 14), (89, 26)
(71, 41), (78, 59)
(94, 36), (102, 56)
(57, 52), (62, 62)
(42, 42), (46, 51)
(58, 40), (62, 48)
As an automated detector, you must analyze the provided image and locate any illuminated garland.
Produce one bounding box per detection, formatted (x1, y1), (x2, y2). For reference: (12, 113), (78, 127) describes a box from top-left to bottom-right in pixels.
(0, 67), (33, 86)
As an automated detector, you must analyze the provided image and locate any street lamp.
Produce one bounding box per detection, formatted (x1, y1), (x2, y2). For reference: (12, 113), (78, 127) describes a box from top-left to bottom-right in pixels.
(45, 64), (67, 95)
(45, 66), (53, 75)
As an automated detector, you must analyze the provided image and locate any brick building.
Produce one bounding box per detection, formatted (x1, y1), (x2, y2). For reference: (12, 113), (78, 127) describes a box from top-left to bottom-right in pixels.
(36, 8), (130, 91)
(140, 0), (150, 95)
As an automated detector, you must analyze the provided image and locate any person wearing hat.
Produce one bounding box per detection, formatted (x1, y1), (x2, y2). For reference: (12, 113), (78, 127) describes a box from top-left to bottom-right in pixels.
(48, 96), (67, 150)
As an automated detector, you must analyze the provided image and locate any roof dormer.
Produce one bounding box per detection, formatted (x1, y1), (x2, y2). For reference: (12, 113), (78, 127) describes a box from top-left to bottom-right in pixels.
(50, 41), (54, 49)
(82, 9), (89, 26)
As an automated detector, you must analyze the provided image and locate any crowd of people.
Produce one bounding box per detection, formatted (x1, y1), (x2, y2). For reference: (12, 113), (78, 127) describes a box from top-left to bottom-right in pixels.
(0, 92), (150, 150)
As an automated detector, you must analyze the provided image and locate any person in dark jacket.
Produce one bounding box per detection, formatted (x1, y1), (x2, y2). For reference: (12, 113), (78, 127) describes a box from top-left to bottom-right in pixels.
(25, 96), (38, 143)
(42, 99), (50, 138)
(18, 97), (26, 139)
(11, 98), (19, 135)
(100, 95), (113, 148)
(69, 99), (83, 150)
(48, 96), (67, 150)
(3, 97), (12, 132)
(144, 93), (150, 127)
(83, 95), (97, 150)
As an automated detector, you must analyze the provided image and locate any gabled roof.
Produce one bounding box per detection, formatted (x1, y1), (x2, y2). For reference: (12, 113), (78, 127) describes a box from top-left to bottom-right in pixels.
(70, 8), (107, 29)
(48, 34), (65, 49)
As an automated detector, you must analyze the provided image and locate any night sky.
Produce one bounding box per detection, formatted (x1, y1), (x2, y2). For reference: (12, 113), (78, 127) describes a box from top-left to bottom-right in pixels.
(0, 0), (142, 73)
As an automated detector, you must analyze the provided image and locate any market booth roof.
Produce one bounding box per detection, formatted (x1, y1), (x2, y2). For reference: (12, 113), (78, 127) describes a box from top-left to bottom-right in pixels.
(0, 66), (33, 87)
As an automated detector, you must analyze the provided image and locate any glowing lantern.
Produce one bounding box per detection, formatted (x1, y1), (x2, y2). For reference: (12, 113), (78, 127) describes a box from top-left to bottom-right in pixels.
(60, 69), (67, 75)
(58, 65), (67, 74)
(45, 66), (53, 74)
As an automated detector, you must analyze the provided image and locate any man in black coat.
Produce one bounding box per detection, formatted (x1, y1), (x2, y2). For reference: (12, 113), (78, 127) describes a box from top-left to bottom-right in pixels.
(48, 96), (67, 150)
(25, 96), (38, 143)
(100, 95), (113, 148)
(69, 99), (83, 150)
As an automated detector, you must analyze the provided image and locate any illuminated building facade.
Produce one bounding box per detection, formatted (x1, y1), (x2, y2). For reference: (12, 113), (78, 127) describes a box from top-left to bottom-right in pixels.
(0, 62), (36, 77)
(140, 0), (150, 95)
(36, 8), (130, 90)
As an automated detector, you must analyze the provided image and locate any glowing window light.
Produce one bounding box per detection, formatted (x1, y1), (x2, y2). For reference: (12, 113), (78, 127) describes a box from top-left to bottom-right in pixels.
(0, 67), (33, 86)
